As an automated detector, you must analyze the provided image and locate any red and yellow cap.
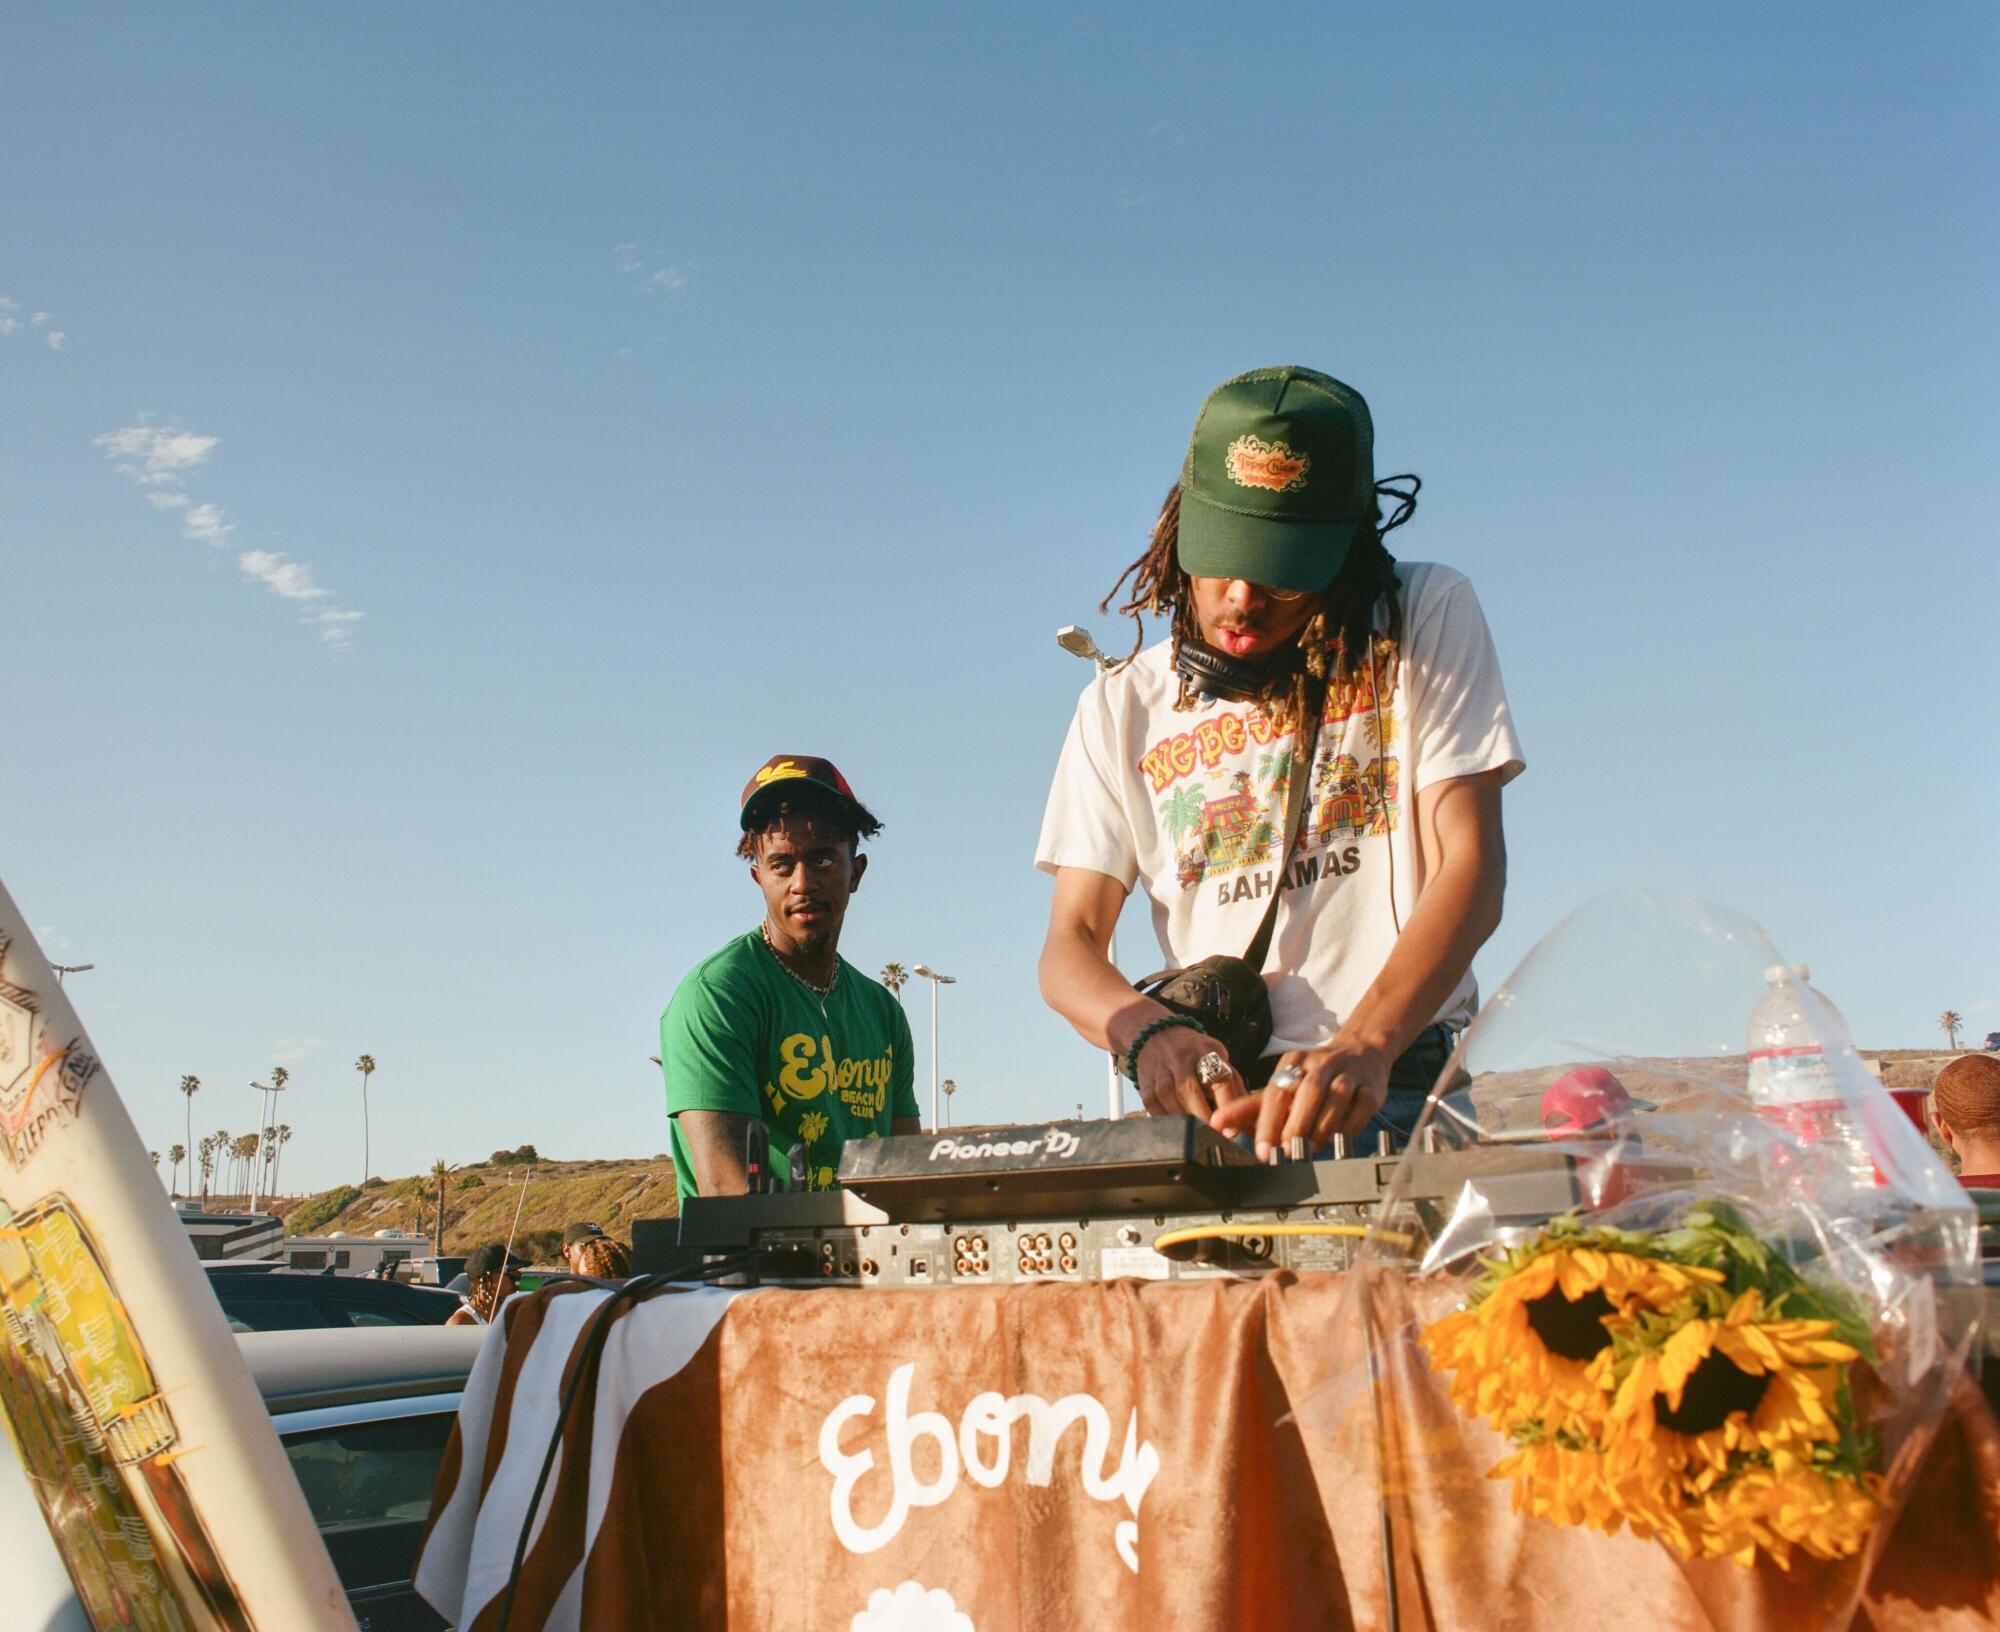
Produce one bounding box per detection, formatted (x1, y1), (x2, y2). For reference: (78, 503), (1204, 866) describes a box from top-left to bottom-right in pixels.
(738, 754), (859, 829)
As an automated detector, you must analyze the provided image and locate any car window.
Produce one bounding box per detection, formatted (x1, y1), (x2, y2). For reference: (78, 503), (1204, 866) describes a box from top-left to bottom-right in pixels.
(221, 1297), (330, 1331)
(283, 1412), (455, 1530)
(347, 1307), (425, 1327)
(282, 1410), (457, 1616)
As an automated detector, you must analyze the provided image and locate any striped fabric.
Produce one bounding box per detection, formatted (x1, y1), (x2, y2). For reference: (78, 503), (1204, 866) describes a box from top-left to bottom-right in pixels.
(414, 1277), (2000, 1632)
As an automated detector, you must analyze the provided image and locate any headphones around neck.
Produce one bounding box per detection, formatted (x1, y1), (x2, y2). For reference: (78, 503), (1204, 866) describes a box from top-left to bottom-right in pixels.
(1173, 638), (1304, 704)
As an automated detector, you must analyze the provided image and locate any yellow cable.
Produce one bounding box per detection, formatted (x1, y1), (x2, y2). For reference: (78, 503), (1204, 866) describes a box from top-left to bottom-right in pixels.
(1150, 1222), (1414, 1251)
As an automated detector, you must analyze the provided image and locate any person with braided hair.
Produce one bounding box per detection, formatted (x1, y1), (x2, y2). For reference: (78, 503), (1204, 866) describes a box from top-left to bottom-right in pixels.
(1036, 367), (1524, 1158)
(1932, 1053), (2000, 1187)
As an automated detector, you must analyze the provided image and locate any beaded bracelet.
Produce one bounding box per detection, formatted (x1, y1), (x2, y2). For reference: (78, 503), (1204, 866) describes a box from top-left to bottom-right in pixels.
(1121, 1013), (1209, 1084)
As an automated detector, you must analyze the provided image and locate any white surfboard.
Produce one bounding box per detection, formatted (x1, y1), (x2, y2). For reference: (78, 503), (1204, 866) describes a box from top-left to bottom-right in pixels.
(0, 879), (356, 1630)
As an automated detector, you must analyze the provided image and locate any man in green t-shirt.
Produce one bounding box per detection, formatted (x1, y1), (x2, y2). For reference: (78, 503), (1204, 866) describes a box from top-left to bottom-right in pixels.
(661, 755), (920, 1200)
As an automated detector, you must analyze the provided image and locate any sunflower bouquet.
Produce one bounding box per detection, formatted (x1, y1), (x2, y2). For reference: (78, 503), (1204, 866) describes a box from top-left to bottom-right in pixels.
(1420, 1205), (1886, 1568)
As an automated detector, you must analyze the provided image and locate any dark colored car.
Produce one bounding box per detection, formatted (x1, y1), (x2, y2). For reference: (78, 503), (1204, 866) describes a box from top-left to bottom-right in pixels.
(1985, 1031), (1999, 1051)
(208, 1266), (463, 1332)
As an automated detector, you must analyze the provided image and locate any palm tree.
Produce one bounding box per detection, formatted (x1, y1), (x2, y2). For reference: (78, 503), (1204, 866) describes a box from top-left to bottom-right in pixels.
(233, 1133), (259, 1194)
(1257, 746), (1296, 798)
(355, 1054), (376, 1185)
(213, 1129), (230, 1197)
(271, 1124), (292, 1195)
(168, 1142), (186, 1196)
(430, 1159), (452, 1252)
(179, 1075), (200, 1177)
(149, 1150), (161, 1182)
(197, 1135), (217, 1203)
(880, 963), (908, 1001)
(1158, 784), (1207, 847)
(1941, 1010), (1964, 1051)
(942, 1078), (956, 1126)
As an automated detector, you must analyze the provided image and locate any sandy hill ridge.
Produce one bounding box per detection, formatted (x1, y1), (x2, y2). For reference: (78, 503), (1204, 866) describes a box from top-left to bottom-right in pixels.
(242, 1156), (677, 1261)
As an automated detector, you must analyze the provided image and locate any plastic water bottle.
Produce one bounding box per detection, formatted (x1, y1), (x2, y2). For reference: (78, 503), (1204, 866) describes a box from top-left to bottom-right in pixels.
(1746, 963), (1873, 1188)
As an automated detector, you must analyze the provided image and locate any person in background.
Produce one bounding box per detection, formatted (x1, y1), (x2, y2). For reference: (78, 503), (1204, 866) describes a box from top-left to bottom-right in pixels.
(446, 1242), (524, 1325)
(661, 755), (921, 1201)
(562, 1219), (608, 1271)
(571, 1235), (633, 1279)
(1932, 1053), (2000, 1188)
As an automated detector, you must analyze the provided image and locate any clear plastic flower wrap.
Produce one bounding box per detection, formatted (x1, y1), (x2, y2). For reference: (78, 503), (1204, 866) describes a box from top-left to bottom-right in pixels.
(1301, 891), (1981, 1629)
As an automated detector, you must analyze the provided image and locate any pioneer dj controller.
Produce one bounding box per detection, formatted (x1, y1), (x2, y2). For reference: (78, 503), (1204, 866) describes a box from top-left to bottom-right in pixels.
(632, 1116), (1587, 1286)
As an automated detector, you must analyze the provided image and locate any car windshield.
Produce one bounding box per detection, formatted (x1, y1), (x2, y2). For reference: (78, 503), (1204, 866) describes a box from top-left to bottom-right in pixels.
(284, 1412), (457, 1532)
(281, 1408), (459, 1616)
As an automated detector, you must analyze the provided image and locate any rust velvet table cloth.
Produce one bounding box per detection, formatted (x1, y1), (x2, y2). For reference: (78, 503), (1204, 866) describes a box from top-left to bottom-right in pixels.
(413, 1275), (2000, 1632)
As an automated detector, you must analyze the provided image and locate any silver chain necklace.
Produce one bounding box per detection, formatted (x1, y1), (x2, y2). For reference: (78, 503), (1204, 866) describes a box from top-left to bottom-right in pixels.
(760, 921), (837, 1001)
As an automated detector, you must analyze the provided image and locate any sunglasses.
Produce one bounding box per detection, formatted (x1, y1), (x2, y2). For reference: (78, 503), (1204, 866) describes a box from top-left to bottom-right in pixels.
(1194, 574), (1321, 605)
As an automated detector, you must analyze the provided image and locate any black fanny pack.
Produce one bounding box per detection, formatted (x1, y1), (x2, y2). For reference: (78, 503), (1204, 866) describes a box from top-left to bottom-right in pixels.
(1133, 676), (1327, 1078)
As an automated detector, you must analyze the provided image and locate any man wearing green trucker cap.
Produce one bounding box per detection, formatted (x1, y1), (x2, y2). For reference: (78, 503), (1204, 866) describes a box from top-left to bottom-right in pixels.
(660, 755), (920, 1201)
(1036, 367), (1524, 1159)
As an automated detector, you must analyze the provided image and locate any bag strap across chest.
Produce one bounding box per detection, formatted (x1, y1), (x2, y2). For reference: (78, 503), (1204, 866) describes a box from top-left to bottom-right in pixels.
(1242, 675), (1328, 972)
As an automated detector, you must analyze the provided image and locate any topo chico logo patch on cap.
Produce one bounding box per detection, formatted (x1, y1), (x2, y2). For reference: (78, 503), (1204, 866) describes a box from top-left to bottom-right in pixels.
(1224, 435), (1311, 493)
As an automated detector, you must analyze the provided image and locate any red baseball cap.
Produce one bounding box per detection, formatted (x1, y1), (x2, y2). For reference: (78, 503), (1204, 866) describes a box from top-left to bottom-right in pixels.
(739, 754), (859, 829)
(1541, 1066), (1651, 1136)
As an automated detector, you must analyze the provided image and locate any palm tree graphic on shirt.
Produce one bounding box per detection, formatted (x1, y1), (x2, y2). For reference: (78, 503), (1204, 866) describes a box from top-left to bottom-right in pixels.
(1158, 784), (1206, 846)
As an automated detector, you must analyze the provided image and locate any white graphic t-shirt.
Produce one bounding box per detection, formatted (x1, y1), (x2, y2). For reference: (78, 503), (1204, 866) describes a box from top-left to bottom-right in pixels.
(1035, 562), (1524, 1053)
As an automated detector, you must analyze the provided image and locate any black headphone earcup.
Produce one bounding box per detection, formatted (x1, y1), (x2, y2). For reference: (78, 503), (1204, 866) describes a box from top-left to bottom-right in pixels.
(1174, 638), (1299, 704)
(1173, 639), (1262, 703)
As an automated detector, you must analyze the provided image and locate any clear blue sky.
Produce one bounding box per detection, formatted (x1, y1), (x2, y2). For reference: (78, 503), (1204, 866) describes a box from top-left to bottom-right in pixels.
(5, 4), (1994, 1194)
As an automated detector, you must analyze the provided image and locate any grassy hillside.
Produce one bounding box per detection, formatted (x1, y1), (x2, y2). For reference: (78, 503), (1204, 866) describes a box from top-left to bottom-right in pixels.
(246, 1157), (678, 1262)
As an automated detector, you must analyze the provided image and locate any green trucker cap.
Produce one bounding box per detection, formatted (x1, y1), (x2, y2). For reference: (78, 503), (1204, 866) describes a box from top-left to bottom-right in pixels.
(1177, 366), (1375, 594)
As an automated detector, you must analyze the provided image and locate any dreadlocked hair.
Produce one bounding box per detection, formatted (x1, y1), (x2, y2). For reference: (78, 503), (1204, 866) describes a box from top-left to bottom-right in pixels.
(1098, 474), (1421, 735)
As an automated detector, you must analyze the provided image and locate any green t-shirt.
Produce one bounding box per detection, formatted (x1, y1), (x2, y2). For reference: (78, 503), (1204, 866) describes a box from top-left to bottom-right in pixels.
(661, 931), (918, 1200)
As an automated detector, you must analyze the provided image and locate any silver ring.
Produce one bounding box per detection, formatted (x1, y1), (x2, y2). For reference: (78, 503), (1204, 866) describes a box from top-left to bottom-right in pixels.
(1268, 1064), (1303, 1090)
(1196, 1051), (1231, 1085)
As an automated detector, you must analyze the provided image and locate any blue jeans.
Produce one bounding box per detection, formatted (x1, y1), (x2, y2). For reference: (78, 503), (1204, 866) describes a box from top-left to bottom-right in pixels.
(1368, 1023), (1460, 1141)
(1241, 1022), (1459, 1144)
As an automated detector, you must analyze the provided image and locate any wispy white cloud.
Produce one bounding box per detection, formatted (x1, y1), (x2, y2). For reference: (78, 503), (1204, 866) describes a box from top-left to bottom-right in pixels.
(181, 502), (233, 547)
(1, 294), (67, 347)
(271, 1035), (322, 1065)
(237, 548), (326, 601)
(308, 607), (364, 648)
(96, 419), (364, 652)
(236, 550), (364, 649)
(95, 420), (218, 486)
(615, 243), (693, 300)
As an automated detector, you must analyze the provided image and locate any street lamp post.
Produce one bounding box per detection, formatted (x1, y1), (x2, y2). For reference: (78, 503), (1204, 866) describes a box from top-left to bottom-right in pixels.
(50, 962), (94, 984)
(248, 1082), (275, 1211)
(247, 1068), (289, 1212)
(912, 964), (957, 1132)
(1056, 626), (1125, 1122)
